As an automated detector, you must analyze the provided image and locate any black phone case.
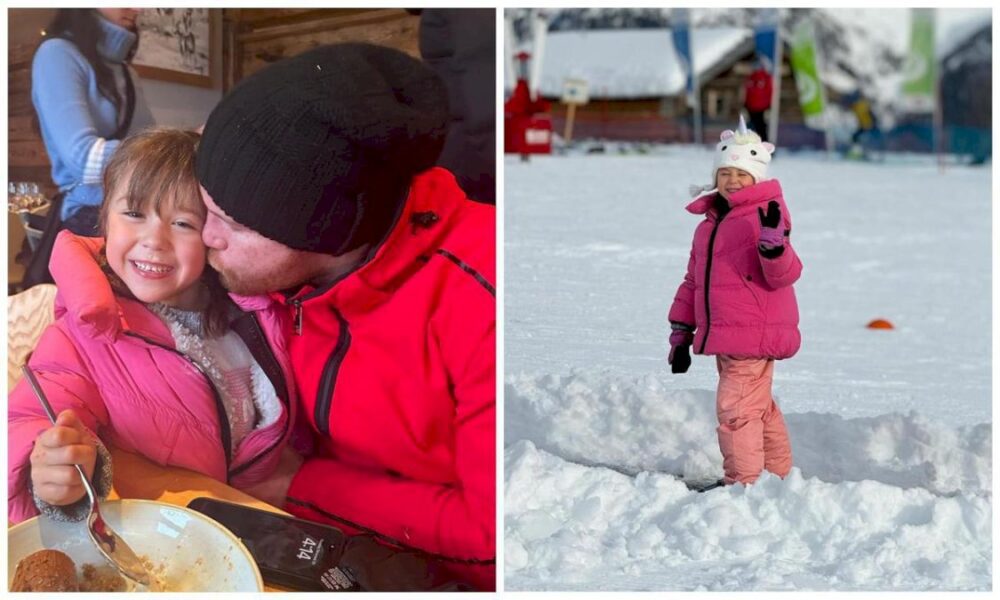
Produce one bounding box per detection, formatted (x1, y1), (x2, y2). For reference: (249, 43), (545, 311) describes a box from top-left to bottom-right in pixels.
(186, 497), (358, 591)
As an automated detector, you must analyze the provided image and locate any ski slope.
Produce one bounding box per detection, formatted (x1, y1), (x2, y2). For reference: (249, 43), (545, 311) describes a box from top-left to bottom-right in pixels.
(503, 148), (992, 591)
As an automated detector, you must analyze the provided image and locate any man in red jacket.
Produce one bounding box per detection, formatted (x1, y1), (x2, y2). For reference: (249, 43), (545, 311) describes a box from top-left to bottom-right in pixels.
(742, 54), (773, 142)
(194, 43), (495, 590)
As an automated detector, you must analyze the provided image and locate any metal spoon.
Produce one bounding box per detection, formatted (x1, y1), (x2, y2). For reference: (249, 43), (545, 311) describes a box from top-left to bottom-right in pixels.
(22, 364), (152, 587)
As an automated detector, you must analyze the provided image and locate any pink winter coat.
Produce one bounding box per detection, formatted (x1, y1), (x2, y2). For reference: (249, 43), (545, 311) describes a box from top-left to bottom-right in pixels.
(668, 179), (801, 359)
(8, 234), (297, 523)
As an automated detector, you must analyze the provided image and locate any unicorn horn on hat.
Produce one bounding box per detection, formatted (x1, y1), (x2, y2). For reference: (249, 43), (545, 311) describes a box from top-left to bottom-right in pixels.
(737, 113), (749, 136)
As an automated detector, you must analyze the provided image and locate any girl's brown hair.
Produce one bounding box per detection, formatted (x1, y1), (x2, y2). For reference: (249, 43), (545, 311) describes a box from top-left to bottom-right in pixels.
(99, 127), (232, 337)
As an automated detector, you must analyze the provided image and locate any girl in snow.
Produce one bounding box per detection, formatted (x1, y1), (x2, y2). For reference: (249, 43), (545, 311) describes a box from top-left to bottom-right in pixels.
(8, 128), (299, 523)
(667, 116), (802, 486)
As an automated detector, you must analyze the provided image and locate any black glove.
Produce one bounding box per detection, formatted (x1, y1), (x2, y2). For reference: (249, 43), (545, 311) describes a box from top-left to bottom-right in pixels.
(757, 200), (781, 229)
(757, 200), (785, 257)
(669, 343), (691, 374)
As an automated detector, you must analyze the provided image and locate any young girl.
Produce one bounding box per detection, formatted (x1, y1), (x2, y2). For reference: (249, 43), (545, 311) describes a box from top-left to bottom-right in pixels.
(667, 116), (801, 486)
(8, 128), (298, 523)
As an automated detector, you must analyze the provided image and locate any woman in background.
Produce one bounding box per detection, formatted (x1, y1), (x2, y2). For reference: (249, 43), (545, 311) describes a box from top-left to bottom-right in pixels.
(32, 8), (155, 235)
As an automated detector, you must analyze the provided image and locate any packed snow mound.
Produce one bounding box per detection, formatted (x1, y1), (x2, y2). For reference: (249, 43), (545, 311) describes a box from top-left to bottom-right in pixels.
(506, 371), (721, 483)
(506, 370), (991, 495)
(505, 440), (992, 591)
(786, 409), (990, 496)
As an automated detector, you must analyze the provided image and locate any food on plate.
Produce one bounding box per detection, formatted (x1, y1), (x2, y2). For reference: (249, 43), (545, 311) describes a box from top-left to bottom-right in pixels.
(10, 549), (131, 592)
(10, 549), (79, 592)
(80, 563), (127, 592)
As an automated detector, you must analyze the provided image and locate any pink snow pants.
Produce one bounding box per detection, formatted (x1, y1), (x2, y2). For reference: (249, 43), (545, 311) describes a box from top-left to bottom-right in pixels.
(715, 355), (792, 485)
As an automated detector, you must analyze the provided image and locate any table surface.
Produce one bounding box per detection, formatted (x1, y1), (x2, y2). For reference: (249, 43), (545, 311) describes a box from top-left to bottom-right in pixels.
(107, 446), (287, 516)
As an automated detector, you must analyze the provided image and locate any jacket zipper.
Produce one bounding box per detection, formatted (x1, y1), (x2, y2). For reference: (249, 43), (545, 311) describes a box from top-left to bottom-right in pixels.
(285, 201), (401, 338)
(287, 196), (415, 434)
(314, 309), (351, 437)
(227, 314), (292, 479)
(123, 331), (232, 479)
(291, 299), (303, 335)
(698, 212), (726, 355)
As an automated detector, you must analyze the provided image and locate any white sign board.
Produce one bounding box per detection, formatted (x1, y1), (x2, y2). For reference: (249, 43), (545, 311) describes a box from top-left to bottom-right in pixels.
(561, 78), (590, 105)
(525, 128), (552, 146)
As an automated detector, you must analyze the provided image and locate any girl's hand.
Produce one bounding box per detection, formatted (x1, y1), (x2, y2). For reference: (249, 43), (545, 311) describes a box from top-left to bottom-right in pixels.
(668, 328), (694, 374)
(29, 410), (97, 507)
(757, 200), (784, 251)
(757, 200), (782, 229)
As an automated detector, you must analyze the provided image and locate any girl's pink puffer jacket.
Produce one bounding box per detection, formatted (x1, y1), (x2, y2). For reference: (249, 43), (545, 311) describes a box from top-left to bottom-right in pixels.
(8, 232), (298, 523)
(668, 179), (802, 359)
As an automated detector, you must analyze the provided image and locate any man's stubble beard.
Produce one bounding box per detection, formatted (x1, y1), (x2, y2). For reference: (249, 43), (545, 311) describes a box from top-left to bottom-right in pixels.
(208, 252), (307, 296)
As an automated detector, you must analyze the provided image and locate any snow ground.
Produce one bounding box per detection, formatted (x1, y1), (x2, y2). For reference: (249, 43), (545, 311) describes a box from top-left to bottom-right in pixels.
(503, 147), (992, 591)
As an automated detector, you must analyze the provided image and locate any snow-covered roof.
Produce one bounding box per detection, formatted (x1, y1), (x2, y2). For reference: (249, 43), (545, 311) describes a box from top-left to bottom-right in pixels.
(536, 27), (753, 99)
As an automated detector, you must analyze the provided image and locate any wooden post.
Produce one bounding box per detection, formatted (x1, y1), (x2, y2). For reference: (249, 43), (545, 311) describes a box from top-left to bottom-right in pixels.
(563, 103), (577, 143)
(560, 77), (589, 146)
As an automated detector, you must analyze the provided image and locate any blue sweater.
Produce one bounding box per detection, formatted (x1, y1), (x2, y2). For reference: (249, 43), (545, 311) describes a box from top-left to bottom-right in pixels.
(31, 16), (154, 220)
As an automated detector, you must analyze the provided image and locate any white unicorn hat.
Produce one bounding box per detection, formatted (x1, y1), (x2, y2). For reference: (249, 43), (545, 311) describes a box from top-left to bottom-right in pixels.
(690, 115), (776, 197)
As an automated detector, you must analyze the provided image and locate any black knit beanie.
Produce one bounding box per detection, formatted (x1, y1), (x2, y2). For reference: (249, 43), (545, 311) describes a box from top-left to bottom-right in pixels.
(196, 43), (449, 255)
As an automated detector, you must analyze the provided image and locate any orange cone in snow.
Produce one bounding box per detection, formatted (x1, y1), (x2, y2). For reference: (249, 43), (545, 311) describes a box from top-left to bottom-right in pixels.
(866, 319), (894, 330)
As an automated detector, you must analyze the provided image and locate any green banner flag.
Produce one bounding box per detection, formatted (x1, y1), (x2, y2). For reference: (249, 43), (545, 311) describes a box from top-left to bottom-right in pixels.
(788, 18), (825, 127)
(901, 8), (936, 112)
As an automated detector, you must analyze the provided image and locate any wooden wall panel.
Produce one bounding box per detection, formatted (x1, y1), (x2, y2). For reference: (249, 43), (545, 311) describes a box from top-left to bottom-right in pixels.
(8, 19), (49, 184)
(8, 115), (37, 142)
(225, 9), (419, 88)
(230, 8), (374, 28)
(9, 141), (50, 168)
(9, 40), (40, 68)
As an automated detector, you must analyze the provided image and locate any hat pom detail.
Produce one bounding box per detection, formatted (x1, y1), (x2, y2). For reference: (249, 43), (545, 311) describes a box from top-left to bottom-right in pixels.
(689, 183), (715, 198)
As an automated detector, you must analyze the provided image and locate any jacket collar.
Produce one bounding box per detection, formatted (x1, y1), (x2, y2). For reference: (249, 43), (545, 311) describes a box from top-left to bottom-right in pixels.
(95, 15), (137, 63)
(51, 238), (278, 346)
(289, 167), (468, 312)
(686, 179), (783, 217)
(54, 291), (175, 347)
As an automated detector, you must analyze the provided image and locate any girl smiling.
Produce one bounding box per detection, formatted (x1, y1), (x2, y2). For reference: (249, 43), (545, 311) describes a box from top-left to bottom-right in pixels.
(8, 128), (299, 523)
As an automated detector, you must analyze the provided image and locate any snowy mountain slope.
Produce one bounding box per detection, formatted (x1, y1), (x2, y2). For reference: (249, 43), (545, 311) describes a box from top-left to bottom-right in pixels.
(503, 149), (992, 590)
